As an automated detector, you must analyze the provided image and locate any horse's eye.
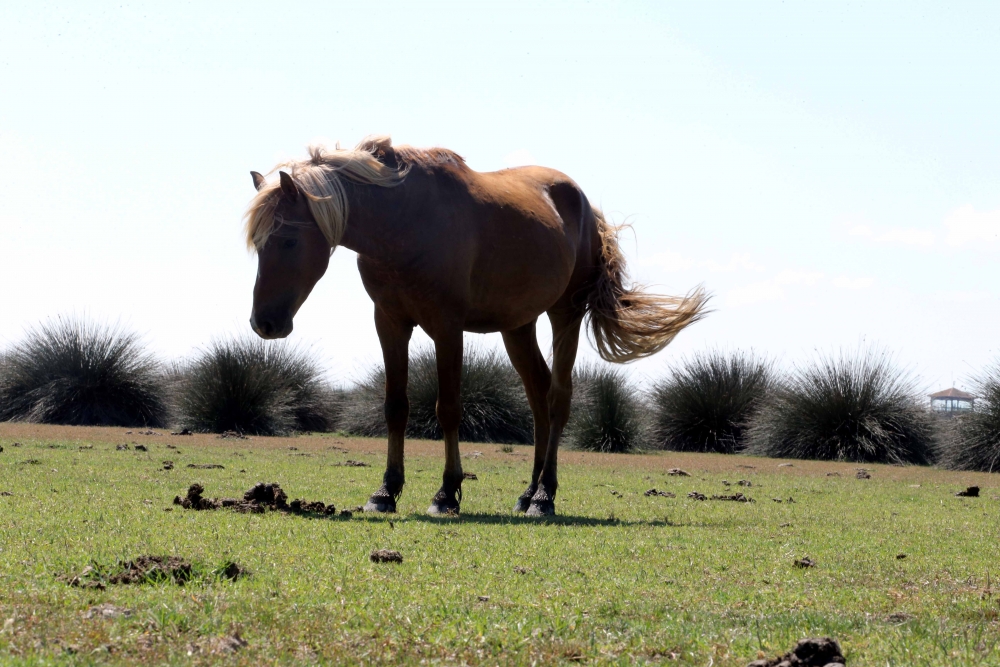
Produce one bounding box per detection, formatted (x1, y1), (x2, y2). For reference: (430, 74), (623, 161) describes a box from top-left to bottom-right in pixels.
(283, 238), (298, 249)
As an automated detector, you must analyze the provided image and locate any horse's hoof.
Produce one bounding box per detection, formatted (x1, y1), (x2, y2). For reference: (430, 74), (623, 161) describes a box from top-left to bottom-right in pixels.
(513, 496), (531, 513)
(427, 503), (460, 517)
(364, 498), (396, 513)
(525, 500), (555, 516)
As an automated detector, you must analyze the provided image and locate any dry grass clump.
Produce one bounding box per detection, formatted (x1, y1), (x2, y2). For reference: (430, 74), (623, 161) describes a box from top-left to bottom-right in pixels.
(745, 347), (934, 464)
(650, 350), (773, 453)
(564, 363), (649, 453)
(936, 361), (1000, 472)
(174, 336), (337, 436)
(0, 317), (167, 427)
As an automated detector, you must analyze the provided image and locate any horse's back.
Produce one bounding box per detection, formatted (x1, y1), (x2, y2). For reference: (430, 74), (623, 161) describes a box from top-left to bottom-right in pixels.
(454, 166), (600, 331)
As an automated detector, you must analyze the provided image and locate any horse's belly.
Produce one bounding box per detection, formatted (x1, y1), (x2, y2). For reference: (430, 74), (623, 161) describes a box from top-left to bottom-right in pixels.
(462, 274), (570, 333)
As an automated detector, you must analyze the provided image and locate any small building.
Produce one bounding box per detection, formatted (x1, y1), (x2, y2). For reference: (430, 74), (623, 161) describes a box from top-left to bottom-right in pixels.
(929, 387), (975, 413)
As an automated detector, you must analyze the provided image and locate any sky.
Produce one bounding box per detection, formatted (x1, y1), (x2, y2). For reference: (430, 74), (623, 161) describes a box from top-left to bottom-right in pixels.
(1, 1), (997, 393)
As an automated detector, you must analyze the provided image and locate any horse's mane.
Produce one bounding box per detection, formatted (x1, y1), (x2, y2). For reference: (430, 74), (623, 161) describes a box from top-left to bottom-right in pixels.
(245, 135), (461, 252)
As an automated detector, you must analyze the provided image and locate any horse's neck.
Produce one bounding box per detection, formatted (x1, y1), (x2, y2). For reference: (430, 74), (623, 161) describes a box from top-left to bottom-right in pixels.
(338, 179), (417, 260)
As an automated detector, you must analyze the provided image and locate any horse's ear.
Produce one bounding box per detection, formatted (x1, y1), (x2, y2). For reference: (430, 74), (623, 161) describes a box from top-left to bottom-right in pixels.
(279, 171), (299, 199)
(250, 171), (266, 191)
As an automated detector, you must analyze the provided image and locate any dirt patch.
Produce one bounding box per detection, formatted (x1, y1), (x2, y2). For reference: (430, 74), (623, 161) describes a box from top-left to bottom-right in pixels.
(370, 549), (403, 564)
(174, 482), (336, 516)
(644, 488), (676, 498)
(63, 556), (247, 589)
(84, 603), (132, 619)
(711, 493), (754, 503)
(747, 637), (844, 666)
(187, 463), (225, 469)
(187, 633), (248, 655)
(62, 557), (191, 588)
(111, 556), (193, 585)
(956, 486), (980, 497)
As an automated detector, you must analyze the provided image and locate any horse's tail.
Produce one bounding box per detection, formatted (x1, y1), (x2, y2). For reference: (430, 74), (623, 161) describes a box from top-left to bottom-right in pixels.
(585, 208), (710, 363)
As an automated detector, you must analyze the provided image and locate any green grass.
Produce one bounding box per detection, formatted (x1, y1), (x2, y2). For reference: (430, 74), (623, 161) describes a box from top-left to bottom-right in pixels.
(1, 427), (1000, 665)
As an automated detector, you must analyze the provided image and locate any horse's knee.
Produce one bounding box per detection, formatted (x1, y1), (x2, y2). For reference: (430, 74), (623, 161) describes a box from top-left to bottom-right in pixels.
(435, 398), (462, 434)
(547, 383), (573, 429)
(384, 393), (408, 432)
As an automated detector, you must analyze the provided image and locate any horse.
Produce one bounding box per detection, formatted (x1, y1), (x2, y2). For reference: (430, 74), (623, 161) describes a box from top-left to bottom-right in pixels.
(244, 136), (708, 516)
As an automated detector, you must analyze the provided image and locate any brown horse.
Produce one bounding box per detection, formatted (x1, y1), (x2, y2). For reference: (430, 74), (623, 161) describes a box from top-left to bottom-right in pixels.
(245, 136), (707, 516)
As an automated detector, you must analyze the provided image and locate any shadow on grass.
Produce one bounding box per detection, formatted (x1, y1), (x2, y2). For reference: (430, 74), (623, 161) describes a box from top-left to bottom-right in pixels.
(172, 507), (710, 528)
(379, 511), (705, 528)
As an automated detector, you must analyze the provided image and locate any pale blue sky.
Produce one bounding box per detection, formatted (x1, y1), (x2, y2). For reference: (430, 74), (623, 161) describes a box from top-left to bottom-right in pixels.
(1, 1), (997, 391)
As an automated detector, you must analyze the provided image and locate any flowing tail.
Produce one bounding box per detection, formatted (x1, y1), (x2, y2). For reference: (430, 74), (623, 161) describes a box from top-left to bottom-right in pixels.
(586, 208), (710, 363)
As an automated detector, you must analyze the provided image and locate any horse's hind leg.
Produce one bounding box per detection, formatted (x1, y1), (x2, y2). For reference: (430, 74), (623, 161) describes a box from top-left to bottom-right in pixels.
(527, 307), (583, 516)
(364, 310), (413, 513)
(501, 320), (552, 512)
(427, 329), (465, 515)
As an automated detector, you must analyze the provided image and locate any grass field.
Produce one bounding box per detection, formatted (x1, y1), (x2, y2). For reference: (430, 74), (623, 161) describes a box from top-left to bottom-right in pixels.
(2, 424), (1000, 666)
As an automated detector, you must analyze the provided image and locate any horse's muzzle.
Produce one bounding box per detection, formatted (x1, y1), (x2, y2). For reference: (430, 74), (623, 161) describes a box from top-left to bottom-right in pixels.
(249, 313), (293, 340)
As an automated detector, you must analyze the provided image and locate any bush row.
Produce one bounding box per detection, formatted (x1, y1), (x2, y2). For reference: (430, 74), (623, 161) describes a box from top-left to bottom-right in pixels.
(0, 317), (997, 470)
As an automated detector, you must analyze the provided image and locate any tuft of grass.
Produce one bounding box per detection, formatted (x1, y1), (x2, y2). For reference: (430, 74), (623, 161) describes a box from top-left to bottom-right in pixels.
(340, 345), (533, 443)
(564, 363), (648, 453)
(174, 336), (337, 436)
(0, 317), (167, 427)
(650, 350), (773, 453)
(745, 347), (935, 464)
(937, 361), (1000, 472)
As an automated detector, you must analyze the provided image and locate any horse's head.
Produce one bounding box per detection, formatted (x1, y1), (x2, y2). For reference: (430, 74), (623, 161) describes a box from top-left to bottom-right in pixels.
(248, 171), (331, 339)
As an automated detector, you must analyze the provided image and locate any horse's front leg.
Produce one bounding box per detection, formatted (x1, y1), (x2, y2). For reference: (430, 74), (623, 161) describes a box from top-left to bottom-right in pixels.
(364, 310), (413, 513)
(428, 329), (464, 515)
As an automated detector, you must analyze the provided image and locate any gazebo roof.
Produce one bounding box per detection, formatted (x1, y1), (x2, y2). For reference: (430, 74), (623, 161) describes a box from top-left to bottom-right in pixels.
(929, 387), (975, 400)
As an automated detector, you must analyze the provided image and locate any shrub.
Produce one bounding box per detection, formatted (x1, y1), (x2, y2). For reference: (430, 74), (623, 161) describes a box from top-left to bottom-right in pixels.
(175, 337), (337, 436)
(563, 363), (648, 453)
(936, 362), (1000, 472)
(0, 317), (168, 427)
(744, 347), (934, 464)
(339, 344), (533, 443)
(650, 350), (773, 453)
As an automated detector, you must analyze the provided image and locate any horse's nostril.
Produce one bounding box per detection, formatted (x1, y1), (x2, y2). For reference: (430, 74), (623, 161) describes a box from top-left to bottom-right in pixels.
(250, 316), (270, 337)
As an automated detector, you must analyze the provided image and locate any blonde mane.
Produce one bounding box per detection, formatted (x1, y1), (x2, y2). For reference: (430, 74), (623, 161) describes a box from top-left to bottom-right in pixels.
(244, 135), (409, 252)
